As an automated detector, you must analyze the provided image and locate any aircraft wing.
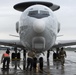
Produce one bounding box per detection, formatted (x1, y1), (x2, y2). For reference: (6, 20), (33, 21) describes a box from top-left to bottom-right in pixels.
(0, 39), (24, 48)
(53, 40), (76, 48)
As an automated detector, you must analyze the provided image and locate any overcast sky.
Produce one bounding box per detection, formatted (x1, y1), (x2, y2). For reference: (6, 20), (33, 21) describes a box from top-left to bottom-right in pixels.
(0, 0), (76, 40)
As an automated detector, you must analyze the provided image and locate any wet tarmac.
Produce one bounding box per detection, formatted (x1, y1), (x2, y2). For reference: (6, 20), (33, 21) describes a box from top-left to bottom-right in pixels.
(0, 51), (76, 75)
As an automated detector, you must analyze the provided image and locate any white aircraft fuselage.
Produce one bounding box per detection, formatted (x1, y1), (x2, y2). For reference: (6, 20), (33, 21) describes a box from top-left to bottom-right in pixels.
(17, 4), (59, 53)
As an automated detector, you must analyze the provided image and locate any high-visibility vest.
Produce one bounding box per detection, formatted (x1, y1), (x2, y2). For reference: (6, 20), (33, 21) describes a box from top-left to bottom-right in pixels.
(3, 53), (9, 57)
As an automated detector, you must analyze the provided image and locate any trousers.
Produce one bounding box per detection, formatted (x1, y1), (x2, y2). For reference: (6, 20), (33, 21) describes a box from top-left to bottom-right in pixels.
(3, 57), (10, 70)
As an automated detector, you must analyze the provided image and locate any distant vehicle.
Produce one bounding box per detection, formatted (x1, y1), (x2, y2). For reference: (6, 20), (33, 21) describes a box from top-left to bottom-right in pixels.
(0, 47), (10, 50)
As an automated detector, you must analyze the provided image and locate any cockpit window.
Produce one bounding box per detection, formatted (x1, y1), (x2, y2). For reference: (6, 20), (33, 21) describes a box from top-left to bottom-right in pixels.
(28, 10), (38, 15)
(28, 10), (50, 19)
(40, 10), (49, 15)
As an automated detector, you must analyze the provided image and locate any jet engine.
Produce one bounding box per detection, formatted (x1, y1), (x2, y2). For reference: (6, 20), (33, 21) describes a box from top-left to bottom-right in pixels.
(57, 22), (60, 33)
(16, 22), (19, 33)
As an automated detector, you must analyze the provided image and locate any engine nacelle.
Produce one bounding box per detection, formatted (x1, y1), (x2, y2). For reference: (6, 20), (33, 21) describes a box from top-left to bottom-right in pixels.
(16, 22), (19, 33)
(57, 22), (60, 33)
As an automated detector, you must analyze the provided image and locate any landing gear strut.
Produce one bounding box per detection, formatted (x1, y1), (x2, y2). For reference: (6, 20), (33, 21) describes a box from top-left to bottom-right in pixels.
(23, 49), (26, 70)
(14, 47), (17, 70)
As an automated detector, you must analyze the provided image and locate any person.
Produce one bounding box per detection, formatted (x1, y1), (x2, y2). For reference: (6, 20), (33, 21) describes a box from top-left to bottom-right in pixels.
(26, 50), (35, 71)
(53, 48), (61, 69)
(53, 48), (60, 68)
(33, 57), (37, 71)
(56, 48), (60, 61)
(53, 51), (57, 61)
(1, 48), (10, 70)
(39, 57), (43, 71)
(59, 47), (67, 66)
(47, 50), (50, 60)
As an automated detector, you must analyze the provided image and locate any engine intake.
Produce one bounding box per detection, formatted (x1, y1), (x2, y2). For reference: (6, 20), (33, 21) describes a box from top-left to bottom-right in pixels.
(16, 22), (19, 33)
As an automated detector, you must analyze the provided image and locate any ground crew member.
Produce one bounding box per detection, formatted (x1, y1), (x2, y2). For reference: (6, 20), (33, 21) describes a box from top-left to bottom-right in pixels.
(59, 47), (67, 66)
(33, 57), (37, 71)
(26, 50), (35, 71)
(53, 51), (57, 61)
(47, 50), (50, 60)
(39, 57), (43, 71)
(1, 49), (10, 70)
(53, 51), (57, 66)
(56, 48), (60, 61)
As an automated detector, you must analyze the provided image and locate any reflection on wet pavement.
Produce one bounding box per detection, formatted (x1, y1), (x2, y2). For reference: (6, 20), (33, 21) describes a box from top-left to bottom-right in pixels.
(0, 51), (76, 75)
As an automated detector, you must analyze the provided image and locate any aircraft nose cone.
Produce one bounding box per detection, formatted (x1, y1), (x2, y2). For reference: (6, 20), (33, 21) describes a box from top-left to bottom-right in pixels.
(33, 19), (45, 33)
